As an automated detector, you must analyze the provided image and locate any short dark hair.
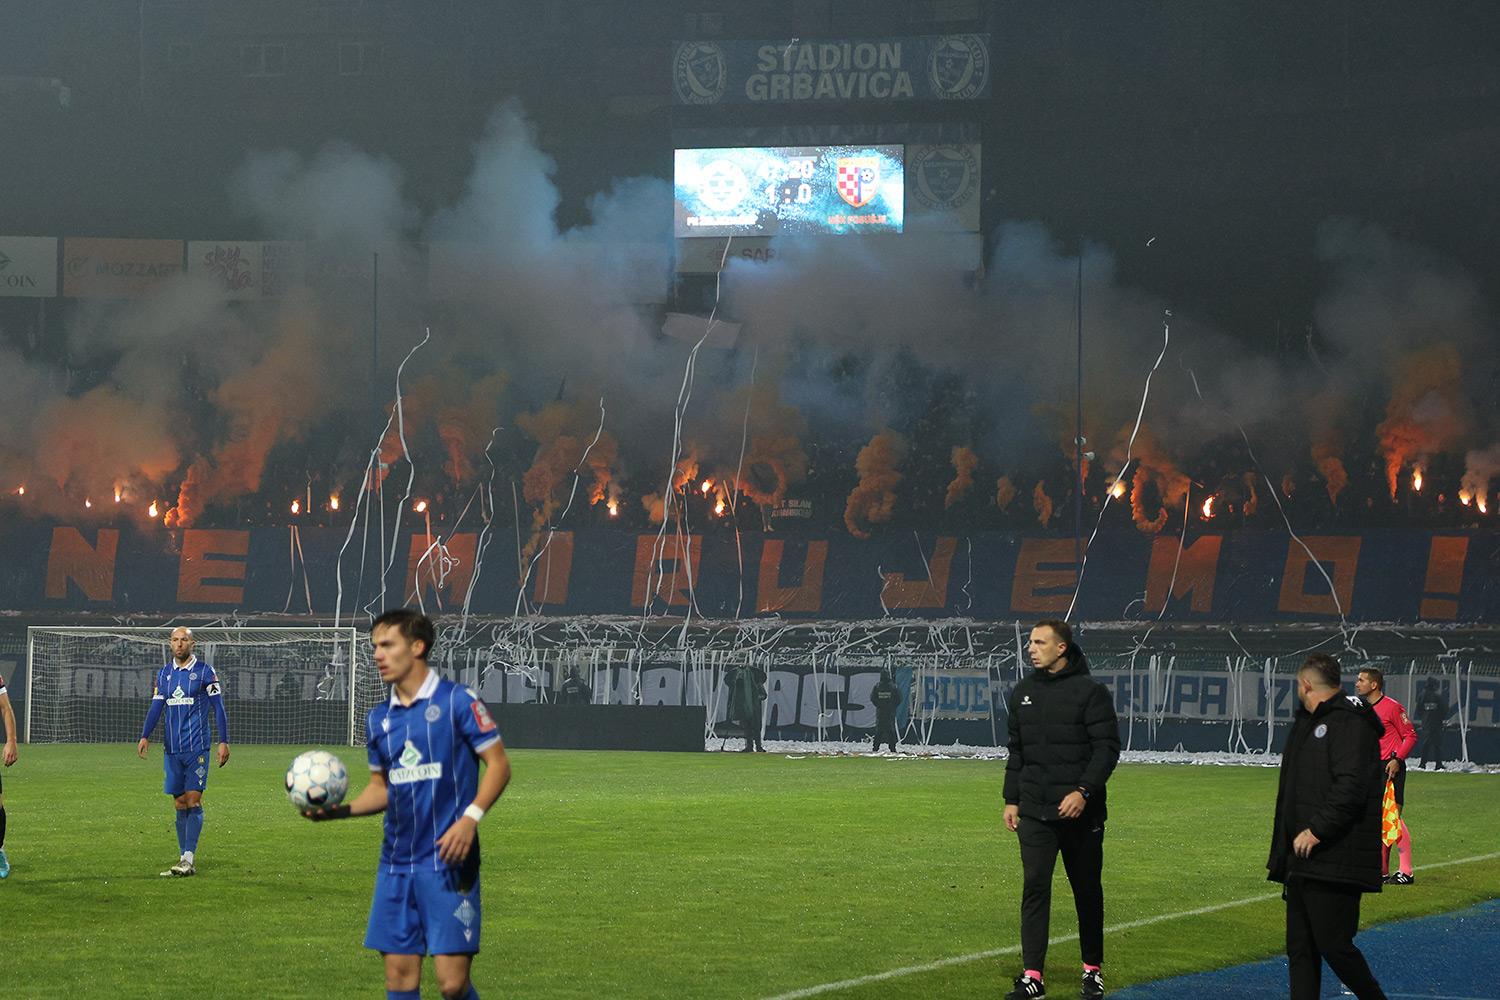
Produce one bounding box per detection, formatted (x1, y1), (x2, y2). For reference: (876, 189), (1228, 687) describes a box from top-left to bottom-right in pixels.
(372, 608), (436, 660)
(1034, 619), (1073, 649)
(1300, 653), (1341, 690)
(1357, 666), (1384, 691)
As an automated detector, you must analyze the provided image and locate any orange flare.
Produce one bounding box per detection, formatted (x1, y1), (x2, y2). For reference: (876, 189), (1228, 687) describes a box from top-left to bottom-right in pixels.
(1460, 490), (1473, 506)
(1479, 496), (1490, 514)
(1412, 468), (1423, 492)
(290, 499), (301, 515)
(414, 499), (428, 513)
(714, 497), (726, 516)
(148, 500), (159, 518)
(1108, 480), (1126, 500)
(700, 479), (713, 494)
(330, 495), (340, 511)
(16, 485), (24, 496)
(113, 486), (122, 503)
(607, 498), (619, 517)
(84, 498), (93, 509)
(1201, 496), (1216, 519)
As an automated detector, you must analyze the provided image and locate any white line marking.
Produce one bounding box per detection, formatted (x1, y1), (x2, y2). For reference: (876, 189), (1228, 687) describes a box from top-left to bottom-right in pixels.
(760, 851), (1500, 1000)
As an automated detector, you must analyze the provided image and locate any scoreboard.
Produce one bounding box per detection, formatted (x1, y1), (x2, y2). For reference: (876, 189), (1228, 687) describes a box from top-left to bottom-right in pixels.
(674, 145), (904, 238)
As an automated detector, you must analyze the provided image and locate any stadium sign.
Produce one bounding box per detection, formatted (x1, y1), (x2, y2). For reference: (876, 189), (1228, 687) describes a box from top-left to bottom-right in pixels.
(0, 236), (58, 297)
(672, 35), (992, 105)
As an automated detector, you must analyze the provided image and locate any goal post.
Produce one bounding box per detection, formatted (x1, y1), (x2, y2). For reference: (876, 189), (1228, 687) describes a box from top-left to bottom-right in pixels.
(24, 626), (379, 747)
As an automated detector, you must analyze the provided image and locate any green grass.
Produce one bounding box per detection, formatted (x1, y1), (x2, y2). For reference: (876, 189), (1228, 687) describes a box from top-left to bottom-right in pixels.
(3, 747), (1497, 999)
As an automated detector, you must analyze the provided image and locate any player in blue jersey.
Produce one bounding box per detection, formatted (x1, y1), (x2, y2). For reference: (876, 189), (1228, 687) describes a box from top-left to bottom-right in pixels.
(136, 626), (230, 877)
(0, 668), (17, 878)
(305, 609), (510, 1000)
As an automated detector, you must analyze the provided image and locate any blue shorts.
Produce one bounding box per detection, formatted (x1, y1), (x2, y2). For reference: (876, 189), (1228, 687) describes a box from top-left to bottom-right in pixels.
(163, 750), (210, 795)
(365, 864), (482, 956)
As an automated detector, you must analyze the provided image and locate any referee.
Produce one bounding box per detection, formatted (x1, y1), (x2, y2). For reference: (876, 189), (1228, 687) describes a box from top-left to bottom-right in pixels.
(1003, 620), (1121, 1000)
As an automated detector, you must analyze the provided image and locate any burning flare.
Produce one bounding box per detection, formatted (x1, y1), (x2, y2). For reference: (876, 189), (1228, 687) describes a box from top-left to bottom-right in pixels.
(1411, 467), (1423, 493)
(1201, 495), (1216, 519)
(1109, 479), (1126, 500)
(148, 500), (160, 519)
(945, 446), (979, 509)
(414, 499), (428, 514)
(329, 494), (340, 511)
(843, 430), (905, 539)
(290, 498), (301, 515)
(995, 476), (1017, 512)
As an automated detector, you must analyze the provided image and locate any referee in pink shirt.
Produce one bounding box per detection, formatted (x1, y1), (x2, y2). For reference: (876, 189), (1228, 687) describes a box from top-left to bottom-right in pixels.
(1355, 667), (1418, 884)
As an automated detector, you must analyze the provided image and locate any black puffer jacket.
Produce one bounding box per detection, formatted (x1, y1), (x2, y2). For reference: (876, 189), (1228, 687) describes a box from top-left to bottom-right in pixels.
(1003, 650), (1121, 822)
(1267, 689), (1386, 892)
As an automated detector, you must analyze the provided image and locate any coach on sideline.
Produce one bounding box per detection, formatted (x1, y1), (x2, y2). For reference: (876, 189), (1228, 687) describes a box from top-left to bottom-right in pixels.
(1267, 653), (1389, 1000)
(1002, 619), (1121, 1000)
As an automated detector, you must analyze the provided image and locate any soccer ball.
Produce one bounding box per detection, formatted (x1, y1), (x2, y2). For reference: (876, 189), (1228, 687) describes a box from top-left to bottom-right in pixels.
(286, 749), (349, 811)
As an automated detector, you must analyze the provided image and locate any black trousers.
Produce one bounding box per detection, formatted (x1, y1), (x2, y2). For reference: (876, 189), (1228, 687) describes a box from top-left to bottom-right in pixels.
(873, 717), (898, 751)
(1285, 877), (1387, 1000)
(1421, 724), (1447, 767)
(1018, 816), (1105, 972)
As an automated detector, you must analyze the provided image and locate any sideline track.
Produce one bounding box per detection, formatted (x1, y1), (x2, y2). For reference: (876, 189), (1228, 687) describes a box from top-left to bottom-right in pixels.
(760, 851), (1500, 1000)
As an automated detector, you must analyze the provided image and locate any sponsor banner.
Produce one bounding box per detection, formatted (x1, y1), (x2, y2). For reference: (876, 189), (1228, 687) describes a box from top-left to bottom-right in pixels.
(676, 230), (982, 274)
(302, 240), (427, 298)
(63, 238), (183, 298)
(915, 668), (993, 720)
(0, 236), (58, 297)
(672, 35), (991, 105)
(906, 143), (981, 231)
(187, 240), (306, 299)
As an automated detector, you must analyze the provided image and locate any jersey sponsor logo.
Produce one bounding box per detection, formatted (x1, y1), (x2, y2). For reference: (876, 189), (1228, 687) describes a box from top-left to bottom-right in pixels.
(388, 762), (444, 785)
(167, 684), (195, 707)
(399, 740), (423, 769)
(425, 704), (442, 723)
(471, 700), (497, 733)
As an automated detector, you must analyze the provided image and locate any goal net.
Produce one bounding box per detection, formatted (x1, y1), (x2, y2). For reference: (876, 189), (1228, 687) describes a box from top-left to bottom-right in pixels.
(25, 627), (380, 747)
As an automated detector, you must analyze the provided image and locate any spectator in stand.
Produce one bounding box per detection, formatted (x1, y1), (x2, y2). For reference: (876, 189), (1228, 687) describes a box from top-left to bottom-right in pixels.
(1414, 678), (1449, 771)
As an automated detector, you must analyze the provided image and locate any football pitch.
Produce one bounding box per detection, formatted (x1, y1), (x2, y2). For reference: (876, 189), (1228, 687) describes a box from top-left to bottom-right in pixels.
(5, 746), (1498, 999)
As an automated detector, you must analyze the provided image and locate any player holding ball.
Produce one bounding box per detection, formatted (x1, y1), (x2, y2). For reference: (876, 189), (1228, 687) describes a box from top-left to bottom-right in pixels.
(306, 609), (511, 1000)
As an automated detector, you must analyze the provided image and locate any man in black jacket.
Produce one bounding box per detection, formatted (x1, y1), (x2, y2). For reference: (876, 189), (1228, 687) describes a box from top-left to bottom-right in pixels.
(1267, 653), (1389, 1000)
(1414, 678), (1448, 770)
(871, 669), (902, 752)
(1003, 620), (1120, 1000)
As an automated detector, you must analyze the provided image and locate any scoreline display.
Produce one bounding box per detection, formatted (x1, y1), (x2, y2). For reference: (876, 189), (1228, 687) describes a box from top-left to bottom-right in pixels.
(674, 145), (904, 237)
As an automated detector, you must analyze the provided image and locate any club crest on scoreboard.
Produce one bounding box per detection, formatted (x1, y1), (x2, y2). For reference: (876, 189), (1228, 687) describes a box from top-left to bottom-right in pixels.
(836, 157), (881, 208)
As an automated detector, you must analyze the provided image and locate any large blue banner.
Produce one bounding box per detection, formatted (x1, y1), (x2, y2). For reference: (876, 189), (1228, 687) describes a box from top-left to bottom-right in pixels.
(4, 520), (1499, 623)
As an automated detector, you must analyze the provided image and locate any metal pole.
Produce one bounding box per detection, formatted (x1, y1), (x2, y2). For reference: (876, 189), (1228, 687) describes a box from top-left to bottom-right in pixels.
(1074, 246), (1084, 573)
(372, 251), (380, 428)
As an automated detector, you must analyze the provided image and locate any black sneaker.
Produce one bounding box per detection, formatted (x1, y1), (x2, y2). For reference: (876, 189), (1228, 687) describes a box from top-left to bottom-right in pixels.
(1381, 872), (1394, 884)
(1081, 969), (1104, 998)
(1005, 974), (1046, 999)
(1390, 871), (1414, 885)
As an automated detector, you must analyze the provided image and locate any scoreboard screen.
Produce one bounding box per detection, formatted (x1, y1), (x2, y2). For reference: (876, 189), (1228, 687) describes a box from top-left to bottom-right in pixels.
(674, 145), (904, 238)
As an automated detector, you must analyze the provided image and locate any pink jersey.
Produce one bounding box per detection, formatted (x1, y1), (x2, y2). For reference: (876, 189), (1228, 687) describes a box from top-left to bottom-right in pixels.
(1371, 694), (1417, 760)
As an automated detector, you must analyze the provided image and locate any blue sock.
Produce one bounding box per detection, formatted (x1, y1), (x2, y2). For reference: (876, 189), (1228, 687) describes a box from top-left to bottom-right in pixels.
(448, 985), (478, 1000)
(174, 809), (188, 854)
(387, 991), (421, 1000)
(183, 806), (204, 854)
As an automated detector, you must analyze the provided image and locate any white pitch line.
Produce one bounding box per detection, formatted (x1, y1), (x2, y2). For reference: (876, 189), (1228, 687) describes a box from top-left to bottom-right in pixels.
(760, 851), (1500, 1000)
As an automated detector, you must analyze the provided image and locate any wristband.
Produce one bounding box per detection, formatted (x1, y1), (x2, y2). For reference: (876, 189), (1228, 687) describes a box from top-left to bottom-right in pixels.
(463, 803), (485, 823)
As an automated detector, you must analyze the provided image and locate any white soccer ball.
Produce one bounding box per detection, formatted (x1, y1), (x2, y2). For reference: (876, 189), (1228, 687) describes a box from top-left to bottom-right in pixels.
(286, 749), (349, 811)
